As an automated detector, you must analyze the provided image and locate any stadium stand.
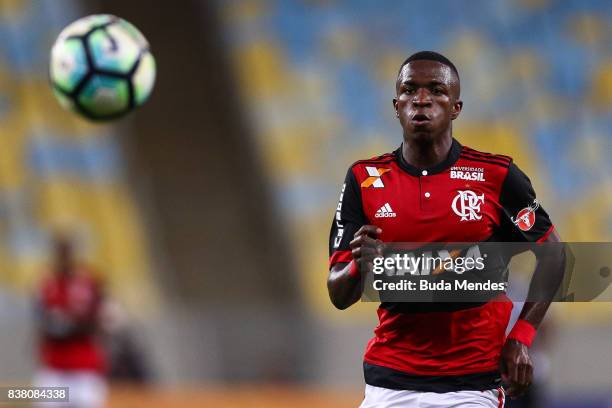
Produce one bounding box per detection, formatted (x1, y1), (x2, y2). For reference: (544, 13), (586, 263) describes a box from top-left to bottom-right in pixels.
(219, 0), (612, 316)
(0, 0), (156, 308)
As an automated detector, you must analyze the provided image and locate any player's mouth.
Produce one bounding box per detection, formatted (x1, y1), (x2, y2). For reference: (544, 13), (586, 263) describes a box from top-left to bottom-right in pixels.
(410, 113), (431, 126)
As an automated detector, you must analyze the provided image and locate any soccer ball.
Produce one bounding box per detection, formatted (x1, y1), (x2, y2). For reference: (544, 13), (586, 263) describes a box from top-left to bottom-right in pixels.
(50, 14), (156, 121)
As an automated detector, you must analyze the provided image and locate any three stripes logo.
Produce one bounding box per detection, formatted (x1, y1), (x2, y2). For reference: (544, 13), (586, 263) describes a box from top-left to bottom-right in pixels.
(375, 203), (396, 218)
(361, 167), (391, 188)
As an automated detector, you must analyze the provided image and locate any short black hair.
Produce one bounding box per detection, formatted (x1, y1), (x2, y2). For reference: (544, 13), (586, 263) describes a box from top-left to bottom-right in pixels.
(398, 51), (459, 79)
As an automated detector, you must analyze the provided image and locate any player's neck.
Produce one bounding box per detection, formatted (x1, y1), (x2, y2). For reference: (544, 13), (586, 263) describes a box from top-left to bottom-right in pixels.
(54, 263), (75, 276)
(401, 134), (453, 169)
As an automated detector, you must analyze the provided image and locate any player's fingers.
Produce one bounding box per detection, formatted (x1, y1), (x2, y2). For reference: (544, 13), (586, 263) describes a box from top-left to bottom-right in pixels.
(349, 234), (379, 249)
(351, 246), (378, 261)
(499, 357), (508, 376)
(375, 240), (385, 256)
(500, 362), (511, 389)
(512, 363), (531, 398)
(349, 236), (369, 251)
(502, 356), (516, 383)
(521, 361), (533, 387)
(349, 235), (365, 249)
(526, 363), (534, 385)
(354, 225), (382, 238)
(517, 362), (527, 386)
(511, 358), (520, 386)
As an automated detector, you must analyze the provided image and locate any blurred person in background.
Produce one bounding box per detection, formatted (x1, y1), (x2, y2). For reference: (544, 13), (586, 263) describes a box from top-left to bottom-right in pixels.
(327, 51), (565, 407)
(33, 234), (107, 408)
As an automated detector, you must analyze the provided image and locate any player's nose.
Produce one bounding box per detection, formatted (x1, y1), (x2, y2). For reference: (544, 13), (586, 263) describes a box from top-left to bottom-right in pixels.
(412, 88), (432, 107)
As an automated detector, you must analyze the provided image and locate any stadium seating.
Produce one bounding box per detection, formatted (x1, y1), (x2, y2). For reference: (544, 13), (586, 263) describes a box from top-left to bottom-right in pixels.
(220, 0), (612, 313)
(0, 0), (155, 312)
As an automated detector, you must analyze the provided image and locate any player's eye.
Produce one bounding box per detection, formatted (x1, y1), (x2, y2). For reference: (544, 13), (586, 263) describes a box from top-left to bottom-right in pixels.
(432, 87), (444, 95)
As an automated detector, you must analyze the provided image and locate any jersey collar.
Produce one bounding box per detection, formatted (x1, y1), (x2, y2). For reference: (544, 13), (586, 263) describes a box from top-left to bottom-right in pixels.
(395, 138), (462, 176)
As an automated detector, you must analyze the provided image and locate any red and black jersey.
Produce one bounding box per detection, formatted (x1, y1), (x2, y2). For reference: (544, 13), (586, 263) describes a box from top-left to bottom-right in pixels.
(38, 270), (106, 373)
(328, 139), (554, 392)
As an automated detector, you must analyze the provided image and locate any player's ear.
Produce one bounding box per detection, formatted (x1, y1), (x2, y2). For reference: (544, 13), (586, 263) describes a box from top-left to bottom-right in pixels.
(393, 98), (399, 118)
(451, 100), (463, 120)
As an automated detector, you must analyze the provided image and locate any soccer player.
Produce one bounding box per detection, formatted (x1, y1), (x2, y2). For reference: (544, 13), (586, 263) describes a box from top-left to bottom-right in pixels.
(33, 235), (107, 408)
(328, 51), (564, 407)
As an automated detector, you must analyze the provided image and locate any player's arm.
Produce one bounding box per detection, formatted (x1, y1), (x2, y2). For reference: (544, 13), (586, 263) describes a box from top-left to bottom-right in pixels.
(327, 167), (378, 310)
(328, 225), (383, 309)
(498, 162), (565, 398)
(501, 229), (564, 398)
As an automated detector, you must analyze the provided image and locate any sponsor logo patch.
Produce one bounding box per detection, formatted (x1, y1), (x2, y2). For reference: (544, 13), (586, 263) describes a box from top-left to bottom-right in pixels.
(375, 203), (396, 218)
(361, 167), (391, 188)
(512, 200), (539, 231)
(450, 166), (485, 181)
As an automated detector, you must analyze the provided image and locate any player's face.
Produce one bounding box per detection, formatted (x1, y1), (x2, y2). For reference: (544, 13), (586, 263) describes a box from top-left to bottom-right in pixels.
(393, 60), (462, 141)
(54, 238), (74, 273)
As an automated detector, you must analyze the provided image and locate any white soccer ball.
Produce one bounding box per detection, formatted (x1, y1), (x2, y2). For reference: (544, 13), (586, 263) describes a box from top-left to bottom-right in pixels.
(50, 14), (156, 120)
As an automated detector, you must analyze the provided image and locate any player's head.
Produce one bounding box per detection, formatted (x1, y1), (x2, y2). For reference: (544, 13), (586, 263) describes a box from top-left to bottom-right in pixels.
(393, 51), (463, 142)
(52, 233), (75, 274)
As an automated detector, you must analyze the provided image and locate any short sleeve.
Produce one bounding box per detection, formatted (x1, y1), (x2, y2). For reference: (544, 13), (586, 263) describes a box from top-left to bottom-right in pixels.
(329, 167), (367, 268)
(498, 162), (554, 242)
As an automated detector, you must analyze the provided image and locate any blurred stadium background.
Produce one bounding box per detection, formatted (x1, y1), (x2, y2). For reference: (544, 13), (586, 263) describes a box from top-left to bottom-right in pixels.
(0, 0), (610, 406)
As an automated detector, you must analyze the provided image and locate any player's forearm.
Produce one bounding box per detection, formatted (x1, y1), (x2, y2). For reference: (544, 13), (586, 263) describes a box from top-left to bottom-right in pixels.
(327, 262), (362, 309)
(518, 232), (565, 328)
(516, 301), (551, 330)
(518, 262), (563, 328)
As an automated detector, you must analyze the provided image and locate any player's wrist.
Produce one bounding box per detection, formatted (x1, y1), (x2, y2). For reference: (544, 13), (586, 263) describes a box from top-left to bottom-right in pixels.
(507, 319), (537, 347)
(347, 260), (360, 279)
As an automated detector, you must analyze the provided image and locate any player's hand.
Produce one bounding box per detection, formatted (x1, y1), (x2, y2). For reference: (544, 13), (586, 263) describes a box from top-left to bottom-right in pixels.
(500, 339), (533, 399)
(349, 225), (383, 275)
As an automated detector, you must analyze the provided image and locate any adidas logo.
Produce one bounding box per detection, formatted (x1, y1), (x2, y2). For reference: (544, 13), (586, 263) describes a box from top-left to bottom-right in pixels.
(375, 203), (396, 218)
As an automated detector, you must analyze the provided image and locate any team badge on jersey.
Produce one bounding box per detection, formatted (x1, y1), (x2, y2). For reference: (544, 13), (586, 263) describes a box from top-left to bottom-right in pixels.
(361, 167), (391, 188)
(452, 190), (484, 221)
(512, 199), (539, 231)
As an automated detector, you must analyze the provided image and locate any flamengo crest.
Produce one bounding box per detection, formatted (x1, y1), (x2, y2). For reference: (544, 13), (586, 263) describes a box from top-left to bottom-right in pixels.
(452, 190), (485, 221)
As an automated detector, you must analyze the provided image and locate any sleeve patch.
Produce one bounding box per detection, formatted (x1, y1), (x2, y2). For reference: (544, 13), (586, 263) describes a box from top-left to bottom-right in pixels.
(511, 199), (539, 231)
